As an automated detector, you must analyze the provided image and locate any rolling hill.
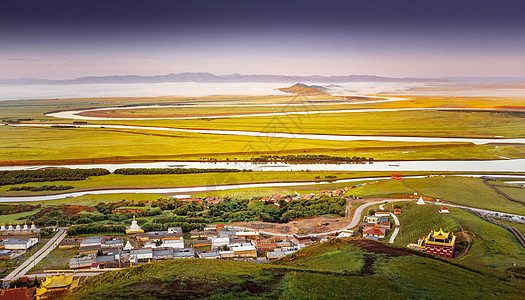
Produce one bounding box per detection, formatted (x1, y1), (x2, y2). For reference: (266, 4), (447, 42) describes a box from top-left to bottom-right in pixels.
(68, 238), (524, 299)
(278, 83), (330, 95)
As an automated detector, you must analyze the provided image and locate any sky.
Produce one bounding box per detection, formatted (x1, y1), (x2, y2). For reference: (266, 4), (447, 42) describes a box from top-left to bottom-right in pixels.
(1, 0), (524, 79)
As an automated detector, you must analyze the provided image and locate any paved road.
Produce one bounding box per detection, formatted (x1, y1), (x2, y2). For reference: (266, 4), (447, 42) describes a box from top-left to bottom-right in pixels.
(424, 201), (525, 219)
(389, 212), (401, 243)
(2, 230), (67, 282)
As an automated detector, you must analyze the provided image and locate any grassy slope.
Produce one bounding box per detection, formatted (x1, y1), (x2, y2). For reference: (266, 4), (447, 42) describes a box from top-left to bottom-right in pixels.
(349, 176), (525, 215)
(499, 220), (525, 236)
(393, 202), (460, 247)
(0, 208), (43, 223)
(392, 203), (525, 268)
(494, 186), (525, 202)
(68, 239), (525, 300)
(453, 209), (525, 268)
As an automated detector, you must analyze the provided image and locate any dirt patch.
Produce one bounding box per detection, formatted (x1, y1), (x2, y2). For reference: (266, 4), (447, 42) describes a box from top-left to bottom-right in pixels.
(360, 253), (376, 276)
(32, 205), (93, 220)
(128, 277), (218, 299)
(230, 198), (389, 234)
(346, 238), (431, 258)
(126, 272), (284, 299)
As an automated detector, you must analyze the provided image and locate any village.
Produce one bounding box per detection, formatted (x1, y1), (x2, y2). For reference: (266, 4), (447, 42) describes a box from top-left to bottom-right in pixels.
(1, 173), (524, 299)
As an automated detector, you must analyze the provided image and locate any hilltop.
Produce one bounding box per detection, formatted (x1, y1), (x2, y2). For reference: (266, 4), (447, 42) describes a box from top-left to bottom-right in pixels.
(68, 238), (524, 299)
(278, 83), (330, 95)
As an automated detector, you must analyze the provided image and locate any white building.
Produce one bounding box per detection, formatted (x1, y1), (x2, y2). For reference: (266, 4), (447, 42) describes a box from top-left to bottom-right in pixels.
(131, 248), (153, 261)
(80, 236), (104, 247)
(123, 240), (134, 251)
(3, 238), (38, 250)
(211, 237), (230, 248)
(126, 215), (144, 234)
(337, 230), (354, 238)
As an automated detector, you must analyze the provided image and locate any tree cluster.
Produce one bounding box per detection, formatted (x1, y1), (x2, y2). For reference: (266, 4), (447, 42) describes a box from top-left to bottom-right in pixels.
(0, 168), (109, 186)
(67, 224), (125, 236)
(8, 185), (74, 192)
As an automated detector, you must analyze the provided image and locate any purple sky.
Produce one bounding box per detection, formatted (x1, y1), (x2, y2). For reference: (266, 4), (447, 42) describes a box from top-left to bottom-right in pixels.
(1, 0), (524, 79)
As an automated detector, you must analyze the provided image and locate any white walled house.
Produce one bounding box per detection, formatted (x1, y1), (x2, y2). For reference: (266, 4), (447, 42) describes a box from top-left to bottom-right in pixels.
(3, 238), (38, 250)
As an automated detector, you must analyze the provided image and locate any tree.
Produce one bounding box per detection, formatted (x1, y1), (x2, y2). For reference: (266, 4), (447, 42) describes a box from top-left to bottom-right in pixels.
(155, 239), (163, 247)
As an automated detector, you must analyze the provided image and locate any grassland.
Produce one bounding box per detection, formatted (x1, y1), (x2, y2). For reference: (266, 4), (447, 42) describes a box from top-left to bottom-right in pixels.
(68, 238), (525, 299)
(30, 248), (75, 272)
(109, 109), (525, 138)
(0, 171), (475, 196)
(2, 125), (521, 165)
(348, 176), (525, 215)
(0, 94), (523, 164)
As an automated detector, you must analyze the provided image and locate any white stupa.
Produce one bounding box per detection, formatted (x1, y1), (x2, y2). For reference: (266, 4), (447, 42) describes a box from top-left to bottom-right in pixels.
(1, 223), (5, 231)
(126, 215), (144, 234)
(123, 240), (133, 251)
(23, 222), (29, 231)
(7, 223), (14, 231)
(416, 197), (426, 205)
(31, 222), (37, 231)
(15, 222), (21, 232)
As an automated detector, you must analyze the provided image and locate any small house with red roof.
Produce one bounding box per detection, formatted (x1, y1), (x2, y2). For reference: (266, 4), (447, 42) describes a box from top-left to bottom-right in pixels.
(439, 207), (450, 214)
(363, 225), (386, 239)
(391, 172), (402, 180)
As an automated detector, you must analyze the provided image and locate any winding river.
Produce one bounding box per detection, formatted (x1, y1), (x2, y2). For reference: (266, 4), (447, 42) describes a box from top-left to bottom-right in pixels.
(48, 106), (504, 121)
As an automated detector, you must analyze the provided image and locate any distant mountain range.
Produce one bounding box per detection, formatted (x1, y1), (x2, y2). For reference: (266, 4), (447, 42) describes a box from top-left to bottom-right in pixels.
(0, 72), (445, 85)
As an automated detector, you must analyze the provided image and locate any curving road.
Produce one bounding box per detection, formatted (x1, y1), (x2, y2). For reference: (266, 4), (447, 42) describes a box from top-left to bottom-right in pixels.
(231, 198), (410, 237)
(232, 198), (525, 238)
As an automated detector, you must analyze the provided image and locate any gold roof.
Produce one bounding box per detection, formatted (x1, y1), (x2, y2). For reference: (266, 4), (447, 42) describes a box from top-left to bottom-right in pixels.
(41, 273), (75, 289)
(37, 273), (80, 297)
(431, 228), (449, 239)
(424, 228), (455, 247)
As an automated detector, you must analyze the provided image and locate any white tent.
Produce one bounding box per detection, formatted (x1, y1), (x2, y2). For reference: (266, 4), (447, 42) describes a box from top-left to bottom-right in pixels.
(416, 197), (425, 205)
